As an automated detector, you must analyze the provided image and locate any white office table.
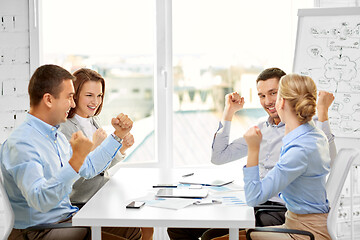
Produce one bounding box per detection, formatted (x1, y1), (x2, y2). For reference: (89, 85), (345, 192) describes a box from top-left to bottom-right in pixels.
(72, 168), (255, 240)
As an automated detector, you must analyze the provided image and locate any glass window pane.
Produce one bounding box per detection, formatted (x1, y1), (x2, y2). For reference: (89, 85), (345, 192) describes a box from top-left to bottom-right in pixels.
(172, 0), (313, 167)
(42, 0), (155, 164)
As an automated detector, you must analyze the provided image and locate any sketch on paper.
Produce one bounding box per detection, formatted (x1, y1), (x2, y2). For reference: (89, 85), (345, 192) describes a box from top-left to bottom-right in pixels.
(294, 17), (360, 138)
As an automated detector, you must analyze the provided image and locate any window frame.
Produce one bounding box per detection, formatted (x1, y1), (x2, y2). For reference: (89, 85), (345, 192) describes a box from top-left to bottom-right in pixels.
(154, 0), (174, 169)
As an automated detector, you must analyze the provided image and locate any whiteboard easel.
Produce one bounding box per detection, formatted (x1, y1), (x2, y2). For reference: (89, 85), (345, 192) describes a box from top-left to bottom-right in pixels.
(293, 7), (360, 148)
(293, 8), (360, 240)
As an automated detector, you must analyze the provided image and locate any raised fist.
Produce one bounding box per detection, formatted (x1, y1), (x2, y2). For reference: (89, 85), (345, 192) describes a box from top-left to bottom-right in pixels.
(120, 133), (134, 154)
(69, 131), (94, 172)
(223, 92), (245, 121)
(243, 126), (262, 149)
(111, 113), (133, 139)
(92, 128), (107, 150)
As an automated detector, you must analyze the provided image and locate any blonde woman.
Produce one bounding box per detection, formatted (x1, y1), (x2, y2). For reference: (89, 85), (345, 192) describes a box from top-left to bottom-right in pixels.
(215, 74), (331, 240)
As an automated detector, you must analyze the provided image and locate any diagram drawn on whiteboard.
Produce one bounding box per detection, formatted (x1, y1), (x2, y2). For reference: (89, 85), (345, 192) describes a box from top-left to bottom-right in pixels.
(294, 12), (360, 138)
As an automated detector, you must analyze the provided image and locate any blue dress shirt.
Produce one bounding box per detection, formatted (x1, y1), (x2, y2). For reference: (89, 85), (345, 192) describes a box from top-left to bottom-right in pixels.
(243, 121), (330, 214)
(212, 116), (335, 203)
(0, 113), (122, 229)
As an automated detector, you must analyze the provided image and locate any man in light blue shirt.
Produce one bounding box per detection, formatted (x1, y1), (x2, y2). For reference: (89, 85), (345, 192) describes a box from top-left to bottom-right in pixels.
(1, 64), (141, 240)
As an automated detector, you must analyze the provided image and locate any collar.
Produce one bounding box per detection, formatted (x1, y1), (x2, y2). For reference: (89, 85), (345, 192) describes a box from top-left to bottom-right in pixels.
(282, 120), (315, 146)
(26, 113), (59, 140)
(69, 115), (99, 129)
(266, 116), (285, 128)
(68, 117), (79, 126)
(74, 114), (92, 125)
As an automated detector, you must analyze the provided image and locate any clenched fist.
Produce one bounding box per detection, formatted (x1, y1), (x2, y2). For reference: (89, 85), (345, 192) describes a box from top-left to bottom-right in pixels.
(224, 92), (245, 121)
(120, 133), (134, 155)
(317, 91), (335, 122)
(111, 113), (133, 139)
(243, 126), (262, 149)
(244, 126), (262, 167)
(69, 131), (94, 172)
(92, 128), (107, 150)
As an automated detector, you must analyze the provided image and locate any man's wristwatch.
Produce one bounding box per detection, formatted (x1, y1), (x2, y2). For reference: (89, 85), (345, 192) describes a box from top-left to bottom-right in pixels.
(111, 133), (123, 144)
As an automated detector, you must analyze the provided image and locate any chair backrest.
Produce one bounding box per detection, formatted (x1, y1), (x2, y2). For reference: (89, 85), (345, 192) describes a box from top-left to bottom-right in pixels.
(326, 148), (359, 240)
(0, 169), (15, 240)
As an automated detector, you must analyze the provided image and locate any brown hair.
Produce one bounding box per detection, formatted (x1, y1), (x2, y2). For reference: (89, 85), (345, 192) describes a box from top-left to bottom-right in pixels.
(28, 64), (75, 107)
(67, 68), (105, 118)
(278, 74), (317, 124)
(256, 67), (286, 84)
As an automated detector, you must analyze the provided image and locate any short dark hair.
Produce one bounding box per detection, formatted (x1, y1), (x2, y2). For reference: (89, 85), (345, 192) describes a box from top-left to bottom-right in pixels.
(256, 67), (286, 84)
(28, 64), (75, 107)
(68, 68), (106, 119)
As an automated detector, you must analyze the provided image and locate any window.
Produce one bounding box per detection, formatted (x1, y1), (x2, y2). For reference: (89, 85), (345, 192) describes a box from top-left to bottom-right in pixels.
(41, 0), (156, 165)
(41, 0), (313, 167)
(172, 0), (313, 167)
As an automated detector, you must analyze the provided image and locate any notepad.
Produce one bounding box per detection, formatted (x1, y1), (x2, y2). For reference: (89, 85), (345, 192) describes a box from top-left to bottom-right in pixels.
(156, 188), (208, 199)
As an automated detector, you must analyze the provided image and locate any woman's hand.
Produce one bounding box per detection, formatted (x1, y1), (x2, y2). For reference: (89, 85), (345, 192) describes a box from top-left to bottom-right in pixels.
(317, 91), (334, 122)
(120, 133), (134, 155)
(92, 128), (107, 150)
(244, 126), (262, 149)
(243, 126), (262, 167)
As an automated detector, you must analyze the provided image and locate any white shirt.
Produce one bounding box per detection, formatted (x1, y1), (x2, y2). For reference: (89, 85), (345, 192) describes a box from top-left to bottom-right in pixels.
(74, 114), (97, 139)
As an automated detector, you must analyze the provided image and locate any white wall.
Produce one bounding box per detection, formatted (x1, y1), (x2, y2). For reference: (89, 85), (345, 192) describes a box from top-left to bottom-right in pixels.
(0, 0), (33, 144)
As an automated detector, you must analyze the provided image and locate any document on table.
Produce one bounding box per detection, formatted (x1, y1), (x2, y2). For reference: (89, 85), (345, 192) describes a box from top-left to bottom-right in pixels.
(212, 191), (247, 206)
(146, 198), (197, 210)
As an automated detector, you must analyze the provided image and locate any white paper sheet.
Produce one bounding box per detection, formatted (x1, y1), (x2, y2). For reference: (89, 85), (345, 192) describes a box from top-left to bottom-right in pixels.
(146, 198), (197, 210)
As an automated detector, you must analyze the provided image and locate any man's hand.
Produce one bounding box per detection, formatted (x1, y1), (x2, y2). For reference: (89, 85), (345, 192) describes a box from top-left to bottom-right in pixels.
(112, 113), (133, 139)
(317, 91), (335, 122)
(120, 133), (134, 155)
(223, 92), (245, 121)
(92, 128), (107, 150)
(69, 131), (94, 173)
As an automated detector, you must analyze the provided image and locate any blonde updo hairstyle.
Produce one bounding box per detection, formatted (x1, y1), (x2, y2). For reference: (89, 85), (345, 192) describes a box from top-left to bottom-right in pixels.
(278, 74), (317, 124)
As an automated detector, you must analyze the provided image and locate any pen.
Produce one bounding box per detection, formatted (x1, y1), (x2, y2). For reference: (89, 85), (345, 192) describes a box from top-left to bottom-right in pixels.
(182, 173), (194, 177)
(153, 184), (177, 188)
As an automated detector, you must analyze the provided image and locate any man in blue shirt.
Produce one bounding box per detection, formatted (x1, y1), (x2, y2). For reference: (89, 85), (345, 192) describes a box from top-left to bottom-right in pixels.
(1, 64), (141, 240)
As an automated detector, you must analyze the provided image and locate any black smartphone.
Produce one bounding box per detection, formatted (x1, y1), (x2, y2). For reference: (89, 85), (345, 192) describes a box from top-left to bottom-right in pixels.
(126, 201), (145, 209)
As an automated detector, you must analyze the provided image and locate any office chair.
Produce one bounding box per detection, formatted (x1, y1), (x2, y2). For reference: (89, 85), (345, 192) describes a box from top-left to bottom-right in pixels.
(0, 169), (14, 240)
(246, 148), (359, 240)
(325, 148), (359, 239)
(253, 203), (287, 227)
(0, 170), (90, 240)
